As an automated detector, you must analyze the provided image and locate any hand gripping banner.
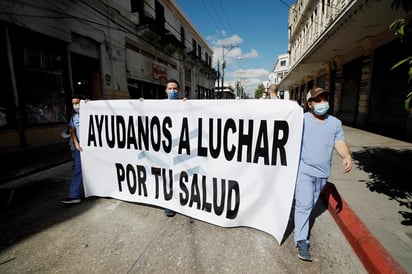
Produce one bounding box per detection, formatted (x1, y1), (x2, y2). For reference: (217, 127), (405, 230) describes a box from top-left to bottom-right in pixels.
(79, 99), (303, 243)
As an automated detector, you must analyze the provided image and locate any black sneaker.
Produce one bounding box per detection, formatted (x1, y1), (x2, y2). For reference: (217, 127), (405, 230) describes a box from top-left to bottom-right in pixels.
(61, 197), (81, 204)
(297, 240), (312, 261)
(164, 208), (176, 217)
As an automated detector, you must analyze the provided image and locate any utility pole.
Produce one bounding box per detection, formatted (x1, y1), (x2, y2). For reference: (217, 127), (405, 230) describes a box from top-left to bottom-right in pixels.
(220, 44), (238, 99)
(216, 60), (220, 99)
(221, 51), (225, 99)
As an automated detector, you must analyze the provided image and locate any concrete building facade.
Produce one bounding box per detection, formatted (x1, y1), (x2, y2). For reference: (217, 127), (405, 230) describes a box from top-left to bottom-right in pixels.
(270, 53), (289, 86)
(0, 0), (215, 154)
(269, 53), (290, 99)
(279, 0), (412, 140)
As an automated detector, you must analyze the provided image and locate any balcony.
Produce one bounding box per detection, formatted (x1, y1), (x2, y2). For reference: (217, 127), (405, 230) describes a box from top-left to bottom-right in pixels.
(199, 60), (210, 72)
(137, 15), (161, 42)
(160, 31), (184, 55)
(209, 68), (219, 81)
(184, 50), (198, 65)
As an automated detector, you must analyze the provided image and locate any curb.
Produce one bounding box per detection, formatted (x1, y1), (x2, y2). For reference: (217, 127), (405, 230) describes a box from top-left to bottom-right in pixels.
(321, 183), (407, 274)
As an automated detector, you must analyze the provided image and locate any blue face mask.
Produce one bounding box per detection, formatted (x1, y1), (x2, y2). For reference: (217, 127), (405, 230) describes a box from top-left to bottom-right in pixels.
(313, 102), (329, 115)
(167, 90), (179, 100)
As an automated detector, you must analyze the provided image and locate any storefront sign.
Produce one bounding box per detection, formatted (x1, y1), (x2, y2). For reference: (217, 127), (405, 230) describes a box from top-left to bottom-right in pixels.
(152, 63), (168, 81)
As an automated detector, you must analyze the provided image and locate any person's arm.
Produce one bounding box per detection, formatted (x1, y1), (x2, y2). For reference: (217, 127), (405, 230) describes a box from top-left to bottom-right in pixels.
(334, 140), (352, 173)
(71, 126), (82, 152)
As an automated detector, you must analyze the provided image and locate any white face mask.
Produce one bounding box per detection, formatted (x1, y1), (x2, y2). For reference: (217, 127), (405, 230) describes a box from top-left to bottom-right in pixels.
(73, 104), (80, 112)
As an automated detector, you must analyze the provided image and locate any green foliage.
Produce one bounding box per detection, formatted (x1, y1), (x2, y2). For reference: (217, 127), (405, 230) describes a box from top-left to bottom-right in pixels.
(254, 83), (266, 99)
(391, 0), (412, 12)
(405, 91), (412, 111)
(390, 1), (412, 111)
(390, 56), (412, 83)
(390, 19), (406, 36)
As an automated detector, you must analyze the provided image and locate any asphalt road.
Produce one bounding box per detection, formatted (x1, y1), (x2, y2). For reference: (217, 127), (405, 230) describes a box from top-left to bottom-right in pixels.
(0, 162), (366, 273)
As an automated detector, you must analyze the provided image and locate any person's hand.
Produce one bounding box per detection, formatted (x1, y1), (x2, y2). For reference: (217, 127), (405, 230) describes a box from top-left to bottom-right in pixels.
(342, 156), (352, 173)
(75, 142), (83, 152)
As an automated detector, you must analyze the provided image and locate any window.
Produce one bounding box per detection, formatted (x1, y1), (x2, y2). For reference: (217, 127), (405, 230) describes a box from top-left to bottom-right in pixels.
(192, 39), (197, 53)
(155, 1), (165, 29)
(281, 60), (286, 66)
(19, 69), (66, 125)
(12, 28), (67, 126)
(180, 26), (185, 46)
(131, 0), (143, 14)
(185, 67), (191, 82)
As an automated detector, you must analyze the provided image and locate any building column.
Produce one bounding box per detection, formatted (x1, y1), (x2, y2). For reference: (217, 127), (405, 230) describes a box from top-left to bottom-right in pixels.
(332, 57), (343, 114)
(323, 63), (331, 91)
(357, 51), (373, 126)
(4, 24), (26, 146)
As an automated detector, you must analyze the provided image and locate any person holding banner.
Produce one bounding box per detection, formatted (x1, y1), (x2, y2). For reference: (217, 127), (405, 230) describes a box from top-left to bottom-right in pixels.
(268, 84), (280, 99)
(163, 79), (183, 217)
(294, 87), (352, 262)
(260, 92), (268, 99)
(61, 95), (87, 204)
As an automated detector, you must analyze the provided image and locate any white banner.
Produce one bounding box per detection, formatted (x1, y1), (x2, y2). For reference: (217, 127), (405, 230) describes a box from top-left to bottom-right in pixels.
(79, 99), (303, 243)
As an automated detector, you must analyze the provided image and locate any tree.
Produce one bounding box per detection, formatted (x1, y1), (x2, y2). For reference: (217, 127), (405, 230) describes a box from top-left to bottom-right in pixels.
(254, 83), (266, 99)
(389, 0), (412, 111)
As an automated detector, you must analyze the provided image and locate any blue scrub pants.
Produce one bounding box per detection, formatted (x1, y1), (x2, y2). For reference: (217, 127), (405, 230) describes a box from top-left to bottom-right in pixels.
(68, 149), (83, 198)
(294, 172), (327, 246)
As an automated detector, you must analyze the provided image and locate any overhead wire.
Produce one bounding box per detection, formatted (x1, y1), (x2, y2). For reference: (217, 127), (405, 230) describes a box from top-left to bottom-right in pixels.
(2, 0), (243, 67)
(278, 0), (341, 27)
(1, 0), (198, 53)
(196, 0), (235, 39)
(216, 0), (234, 36)
(209, 0), (228, 35)
(200, 0), (221, 34)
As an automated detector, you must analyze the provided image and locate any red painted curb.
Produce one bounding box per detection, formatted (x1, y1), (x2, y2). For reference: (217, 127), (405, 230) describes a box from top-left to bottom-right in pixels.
(321, 183), (407, 274)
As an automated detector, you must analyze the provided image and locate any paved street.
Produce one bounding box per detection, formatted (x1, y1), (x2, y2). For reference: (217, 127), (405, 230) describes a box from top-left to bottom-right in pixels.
(1, 125), (411, 273)
(0, 162), (365, 273)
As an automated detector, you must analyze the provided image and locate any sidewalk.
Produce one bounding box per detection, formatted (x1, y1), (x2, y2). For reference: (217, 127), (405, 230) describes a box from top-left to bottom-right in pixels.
(325, 126), (412, 272)
(0, 141), (72, 184)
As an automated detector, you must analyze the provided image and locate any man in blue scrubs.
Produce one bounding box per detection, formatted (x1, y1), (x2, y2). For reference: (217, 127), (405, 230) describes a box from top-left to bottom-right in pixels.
(294, 87), (352, 261)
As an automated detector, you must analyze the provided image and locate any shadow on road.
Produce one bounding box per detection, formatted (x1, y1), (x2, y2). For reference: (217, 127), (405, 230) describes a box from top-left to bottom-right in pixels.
(352, 147), (412, 225)
(0, 173), (96, 253)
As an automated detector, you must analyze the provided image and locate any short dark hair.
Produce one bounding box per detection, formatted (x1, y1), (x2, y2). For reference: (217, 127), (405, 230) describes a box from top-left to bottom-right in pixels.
(71, 94), (86, 100)
(167, 79), (180, 89)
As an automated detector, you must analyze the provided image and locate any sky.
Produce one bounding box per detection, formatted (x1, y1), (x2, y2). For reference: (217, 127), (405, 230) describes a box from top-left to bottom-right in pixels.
(174, 0), (291, 96)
